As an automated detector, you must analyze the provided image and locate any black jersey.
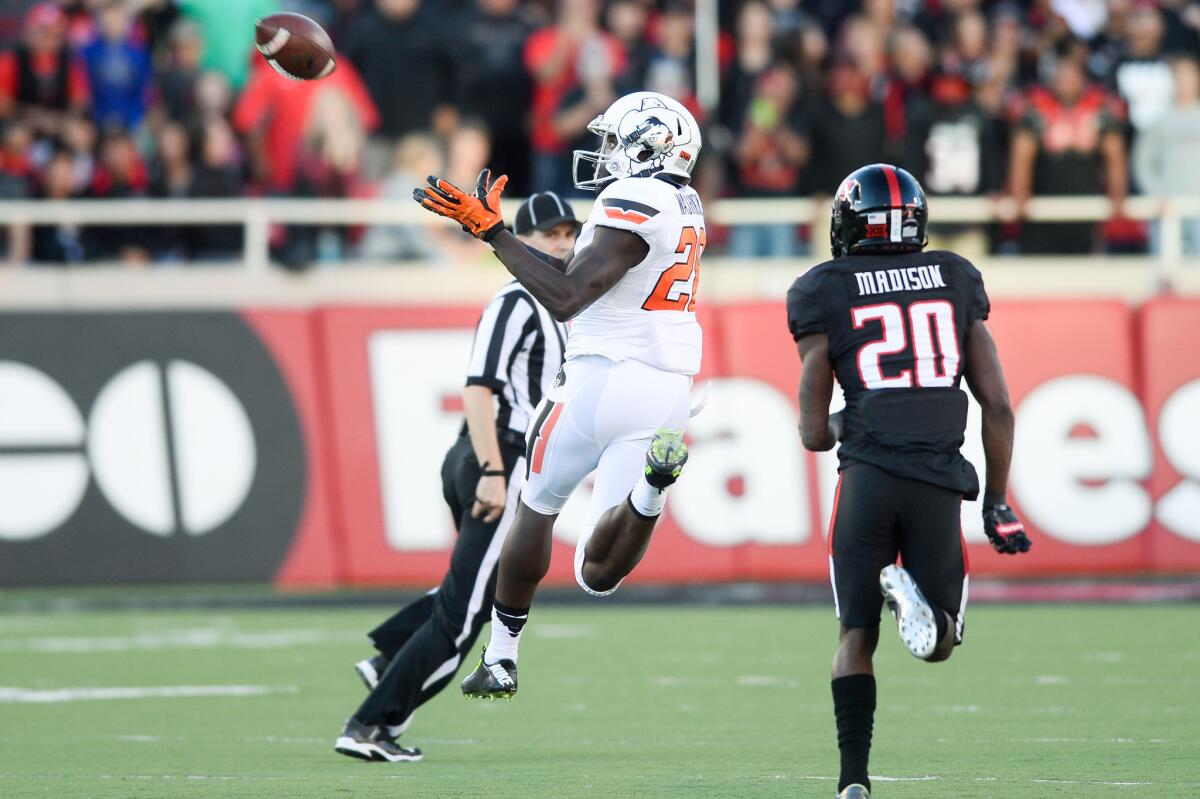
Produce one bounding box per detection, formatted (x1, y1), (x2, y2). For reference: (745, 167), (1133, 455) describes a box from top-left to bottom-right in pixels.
(787, 249), (990, 499)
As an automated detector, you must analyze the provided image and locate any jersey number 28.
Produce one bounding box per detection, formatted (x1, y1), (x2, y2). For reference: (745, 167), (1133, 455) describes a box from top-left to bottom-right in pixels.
(642, 227), (705, 312)
(852, 300), (960, 389)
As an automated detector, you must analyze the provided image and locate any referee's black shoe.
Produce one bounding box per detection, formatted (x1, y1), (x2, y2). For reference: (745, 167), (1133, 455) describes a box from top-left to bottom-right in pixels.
(334, 718), (423, 763)
(837, 784), (869, 799)
(354, 653), (389, 691)
(461, 649), (518, 700)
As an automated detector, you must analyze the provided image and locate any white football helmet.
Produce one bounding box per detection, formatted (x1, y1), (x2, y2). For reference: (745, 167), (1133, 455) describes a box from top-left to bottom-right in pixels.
(571, 91), (702, 191)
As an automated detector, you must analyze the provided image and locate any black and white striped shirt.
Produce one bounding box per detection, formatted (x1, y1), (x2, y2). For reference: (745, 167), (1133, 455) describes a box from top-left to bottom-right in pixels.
(465, 281), (567, 437)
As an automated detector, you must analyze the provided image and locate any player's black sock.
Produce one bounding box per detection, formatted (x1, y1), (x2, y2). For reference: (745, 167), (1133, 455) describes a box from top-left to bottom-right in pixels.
(492, 601), (529, 639)
(485, 600), (529, 664)
(832, 673), (876, 793)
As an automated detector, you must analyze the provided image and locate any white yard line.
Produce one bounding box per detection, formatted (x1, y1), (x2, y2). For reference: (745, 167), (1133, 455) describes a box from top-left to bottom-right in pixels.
(797, 775), (941, 782)
(735, 675), (797, 687)
(872, 776), (941, 782)
(1033, 779), (1155, 786)
(649, 676), (699, 687)
(89, 774), (1175, 787)
(797, 774), (1166, 787)
(0, 628), (360, 653)
(936, 737), (1173, 745)
(244, 736), (328, 744)
(0, 684), (297, 703)
(1034, 675), (1071, 685)
(96, 775), (418, 781)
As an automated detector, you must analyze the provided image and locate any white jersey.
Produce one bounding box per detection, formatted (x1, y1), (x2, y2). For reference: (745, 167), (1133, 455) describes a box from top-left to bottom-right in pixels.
(565, 176), (705, 375)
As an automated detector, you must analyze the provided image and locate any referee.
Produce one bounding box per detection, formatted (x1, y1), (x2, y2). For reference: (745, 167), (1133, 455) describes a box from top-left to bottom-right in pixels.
(335, 192), (579, 762)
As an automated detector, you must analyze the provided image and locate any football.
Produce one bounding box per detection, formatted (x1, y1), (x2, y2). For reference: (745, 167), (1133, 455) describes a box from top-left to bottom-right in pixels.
(254, 13), (336, 81)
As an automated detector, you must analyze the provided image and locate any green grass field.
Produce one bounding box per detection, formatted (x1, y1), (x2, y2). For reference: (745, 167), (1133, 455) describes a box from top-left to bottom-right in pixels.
(0, 601), (1197, 798)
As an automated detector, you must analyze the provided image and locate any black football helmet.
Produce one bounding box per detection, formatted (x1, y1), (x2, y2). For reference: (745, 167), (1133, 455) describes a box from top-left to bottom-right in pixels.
(830, 163), (928, 258)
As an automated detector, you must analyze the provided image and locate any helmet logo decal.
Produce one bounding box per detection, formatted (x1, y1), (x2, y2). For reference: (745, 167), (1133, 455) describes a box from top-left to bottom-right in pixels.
(626, 116), (674, 150)
(865, 211), (888, 239)
(836, 178), (860, 204)
(616, 98), (692, 173)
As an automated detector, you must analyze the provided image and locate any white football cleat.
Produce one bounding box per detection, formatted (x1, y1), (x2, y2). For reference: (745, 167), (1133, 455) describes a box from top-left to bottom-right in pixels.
(880, 564), (937, 659)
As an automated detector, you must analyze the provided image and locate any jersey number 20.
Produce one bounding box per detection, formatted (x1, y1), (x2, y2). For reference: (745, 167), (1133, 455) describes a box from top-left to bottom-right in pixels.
(852, 300), (960, 389)
(642, 227), (705, 312)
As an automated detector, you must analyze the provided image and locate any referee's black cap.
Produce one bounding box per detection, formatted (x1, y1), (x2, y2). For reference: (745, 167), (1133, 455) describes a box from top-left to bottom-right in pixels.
(513, 192), (582, 236)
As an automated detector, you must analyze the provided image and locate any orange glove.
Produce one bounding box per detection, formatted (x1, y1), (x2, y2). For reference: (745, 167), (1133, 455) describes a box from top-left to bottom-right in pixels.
(412, 169), (508, 242)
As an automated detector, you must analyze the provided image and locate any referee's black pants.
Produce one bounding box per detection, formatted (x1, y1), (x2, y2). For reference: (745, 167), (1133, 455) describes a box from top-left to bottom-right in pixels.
(354, 431), (527, 729)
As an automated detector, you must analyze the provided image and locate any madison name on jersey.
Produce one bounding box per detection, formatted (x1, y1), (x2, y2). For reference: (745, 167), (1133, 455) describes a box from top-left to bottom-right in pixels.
(566, 175), (705, 376)
(787, 249), (991, 498)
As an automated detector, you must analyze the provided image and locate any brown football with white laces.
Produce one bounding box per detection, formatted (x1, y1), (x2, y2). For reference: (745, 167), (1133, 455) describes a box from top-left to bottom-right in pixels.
(254, 13), (336, 81)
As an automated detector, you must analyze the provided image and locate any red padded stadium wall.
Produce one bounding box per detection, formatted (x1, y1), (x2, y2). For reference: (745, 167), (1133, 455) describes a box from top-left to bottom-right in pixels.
(974, 302), (1148, 575)
(717, 301), (831, 581)
(242, 310), (341, 587)
(316, 306), (483, 585)
(1139, 299), (1200, 571)
(13, 299), (1172, 587)
(307, 299), (1186, 586)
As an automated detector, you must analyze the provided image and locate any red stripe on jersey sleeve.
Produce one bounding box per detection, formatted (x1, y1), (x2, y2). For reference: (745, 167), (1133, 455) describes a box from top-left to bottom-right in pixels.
(604, 208), (650, 225)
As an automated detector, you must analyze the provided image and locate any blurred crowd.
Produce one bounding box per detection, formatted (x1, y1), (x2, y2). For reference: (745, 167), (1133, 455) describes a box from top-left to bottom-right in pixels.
(1, 0), (1198, 266)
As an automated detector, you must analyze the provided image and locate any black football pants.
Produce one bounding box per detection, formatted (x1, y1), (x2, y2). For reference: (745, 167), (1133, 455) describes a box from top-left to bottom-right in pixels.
(829, 462), (969, 644)
(353, 431), (526, 728)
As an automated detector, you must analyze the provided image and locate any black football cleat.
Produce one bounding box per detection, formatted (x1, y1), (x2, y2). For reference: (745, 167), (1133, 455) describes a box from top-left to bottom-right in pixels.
(334, 717), (422, 763)
(837, 784), (869, 799)
(644, 429), (688, 489)
(460, 649), (518, 700)
(354, 653), (389, 691)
